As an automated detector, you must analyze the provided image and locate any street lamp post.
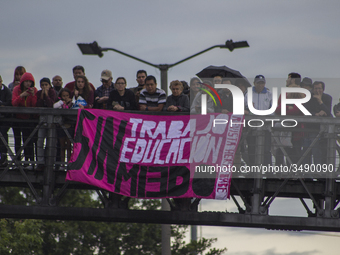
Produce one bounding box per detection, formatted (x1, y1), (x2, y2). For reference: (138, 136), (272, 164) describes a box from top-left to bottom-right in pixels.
(77, 40), (248, 255)
(77, 40), (249, 94)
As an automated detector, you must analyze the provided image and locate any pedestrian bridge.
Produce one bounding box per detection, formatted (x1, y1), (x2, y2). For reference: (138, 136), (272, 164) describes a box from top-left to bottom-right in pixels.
(1, 107), (340, 232)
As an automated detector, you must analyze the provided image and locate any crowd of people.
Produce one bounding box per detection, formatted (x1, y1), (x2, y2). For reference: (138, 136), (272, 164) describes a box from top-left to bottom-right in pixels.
(0, 65), (192, 170)
(0, 65), (337, 171)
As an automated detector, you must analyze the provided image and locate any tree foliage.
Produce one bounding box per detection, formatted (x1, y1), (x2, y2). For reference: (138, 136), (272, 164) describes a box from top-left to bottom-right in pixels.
(0, 187), (226, 254)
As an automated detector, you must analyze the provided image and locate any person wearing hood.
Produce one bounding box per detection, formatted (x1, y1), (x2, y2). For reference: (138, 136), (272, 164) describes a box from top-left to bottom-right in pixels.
(12, 72), (37, 170)
(164, 80), (189, 112)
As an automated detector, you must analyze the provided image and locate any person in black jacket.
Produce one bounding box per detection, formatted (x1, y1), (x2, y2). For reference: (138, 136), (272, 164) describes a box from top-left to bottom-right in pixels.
(0, 75), (12, 165)
(164, 80), (189, 112)
(215, 78), (233, 113)
(107, 77), (137, 111)
(303, 81), (332, 165)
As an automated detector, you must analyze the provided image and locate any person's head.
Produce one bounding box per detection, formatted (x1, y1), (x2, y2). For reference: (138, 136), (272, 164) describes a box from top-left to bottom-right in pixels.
(213, 75), (223, 85)
(222, 78), (232, 94)
(190, 77), (201, 93)
(235, 79), (247, 93)
(52, 75), (63, 88)
(222, 78), (233, 84)
(136, 70), (147, 86)
(313, 81), (325, 95)
(101, 69), (113, 88)
(19, 72), (35, 91)
(287, 72), (301, 86)
(40, 77), (51, 90)
(180, 80), (189, 95)
(145, 75), (157, 94)
(169, 80), (183, 97)
(58, 88), (72, 101)
(201, 80), (214, 94)
(254, 75), (266, 93)
(13, 66), (26, 83)
(114, 77), (127, 92)
(300, 77), (313, 91)
(75, 75), (90, 93)
(72, 65), (85, 81)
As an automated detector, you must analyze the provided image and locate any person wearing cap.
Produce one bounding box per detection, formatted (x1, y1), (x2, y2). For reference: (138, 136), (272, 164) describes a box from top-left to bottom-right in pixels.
(245, 75), (272, 113)
(93, 70), (115, 109)
(0, 75), (12, 165)
(64, 65), (95, 92)
(300, 77), (313, 91)
(245, 75), (272, 166)
(36, 77), (57, 171)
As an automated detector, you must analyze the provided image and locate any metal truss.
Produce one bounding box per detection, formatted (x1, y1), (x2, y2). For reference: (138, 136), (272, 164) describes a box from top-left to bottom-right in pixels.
(1, 107), (340, 232)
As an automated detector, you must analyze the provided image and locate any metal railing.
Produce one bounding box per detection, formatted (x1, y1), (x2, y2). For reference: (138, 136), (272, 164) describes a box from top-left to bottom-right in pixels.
(1, 107), (340, 231)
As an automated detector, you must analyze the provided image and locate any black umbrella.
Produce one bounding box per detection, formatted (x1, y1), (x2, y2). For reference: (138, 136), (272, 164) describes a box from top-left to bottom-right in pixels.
(196, 65), (251, 87)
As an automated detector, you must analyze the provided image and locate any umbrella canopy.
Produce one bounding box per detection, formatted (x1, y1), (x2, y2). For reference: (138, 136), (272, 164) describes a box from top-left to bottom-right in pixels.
(196, 65), (251, 87)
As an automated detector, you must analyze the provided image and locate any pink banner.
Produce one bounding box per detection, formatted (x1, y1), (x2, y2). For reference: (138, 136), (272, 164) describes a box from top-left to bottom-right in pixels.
(66, 109), (244, 199)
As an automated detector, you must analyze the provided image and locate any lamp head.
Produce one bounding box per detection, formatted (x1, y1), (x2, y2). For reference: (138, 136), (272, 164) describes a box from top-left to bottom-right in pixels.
(77, 41), (104, 57)
(221, 40), (249, 52)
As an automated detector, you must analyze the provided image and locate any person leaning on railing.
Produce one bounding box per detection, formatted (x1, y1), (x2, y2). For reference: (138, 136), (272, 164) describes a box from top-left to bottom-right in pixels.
(107, 77), (137, 111)
(53, 88), (74, 170)
(36, 77), (57, 171)
(139, 75), (166, 112)
(163, 80), (189, 112)
(274, 80), (305, 166)
(72, 75), (94, 109)
(303, 81), (332, 165)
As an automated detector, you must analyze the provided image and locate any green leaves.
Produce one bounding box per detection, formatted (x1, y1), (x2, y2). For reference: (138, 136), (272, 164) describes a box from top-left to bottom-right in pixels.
(0, 188), (226, 254)
(0, 219), (43, 255)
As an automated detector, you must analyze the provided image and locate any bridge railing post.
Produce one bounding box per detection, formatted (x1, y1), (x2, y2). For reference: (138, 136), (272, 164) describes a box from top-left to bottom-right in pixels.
(41, 113), (57, 206)
(251, 125), (266, 215)
(324, 123), (337, 218)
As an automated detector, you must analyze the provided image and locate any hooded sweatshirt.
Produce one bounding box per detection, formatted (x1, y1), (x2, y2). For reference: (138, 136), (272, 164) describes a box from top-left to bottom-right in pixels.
(12, 72), (38, 119)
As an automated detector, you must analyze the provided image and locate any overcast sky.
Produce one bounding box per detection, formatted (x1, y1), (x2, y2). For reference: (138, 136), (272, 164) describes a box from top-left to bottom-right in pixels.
(2, 1), (340, 254)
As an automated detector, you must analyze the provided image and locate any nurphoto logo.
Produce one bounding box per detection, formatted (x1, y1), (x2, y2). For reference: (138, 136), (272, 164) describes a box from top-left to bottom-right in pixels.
(198, 83), (312, 128)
